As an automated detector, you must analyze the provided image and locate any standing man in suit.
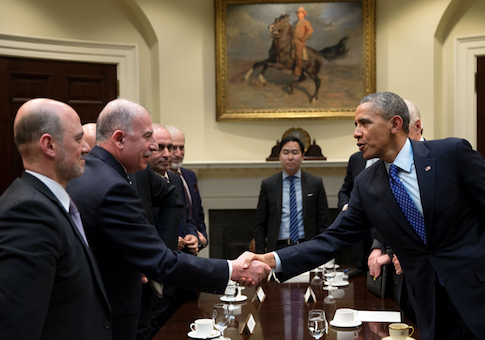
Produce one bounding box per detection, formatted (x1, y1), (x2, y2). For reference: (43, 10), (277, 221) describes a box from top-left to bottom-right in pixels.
(254, 136), (330, 253)
(67, 99), (270, 340)
(166, 125), (208, 250)
(0, 98), (111, 340)
(246, 92), (484, 340)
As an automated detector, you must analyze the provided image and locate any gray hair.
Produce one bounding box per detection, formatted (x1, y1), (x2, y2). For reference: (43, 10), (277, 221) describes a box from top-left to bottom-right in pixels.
(15, 107), (64, 147)
(96, 99), (146, 142)
(360, 92), (409, 133)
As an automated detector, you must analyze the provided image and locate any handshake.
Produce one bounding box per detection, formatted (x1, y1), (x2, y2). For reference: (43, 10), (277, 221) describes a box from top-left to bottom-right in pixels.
(229, 251), (277, 287)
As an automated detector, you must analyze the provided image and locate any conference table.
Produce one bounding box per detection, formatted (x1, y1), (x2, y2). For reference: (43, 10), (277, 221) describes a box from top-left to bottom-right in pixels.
(155, 272), (421, 340)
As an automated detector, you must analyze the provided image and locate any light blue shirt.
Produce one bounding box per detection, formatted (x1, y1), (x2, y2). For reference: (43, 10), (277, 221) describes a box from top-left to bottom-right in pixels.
(384, 138), (424, 216)
(272, 138), (424, 272)
(279, 170), (304, 240)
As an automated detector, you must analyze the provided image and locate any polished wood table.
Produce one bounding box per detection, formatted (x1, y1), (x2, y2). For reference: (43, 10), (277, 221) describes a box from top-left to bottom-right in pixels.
(155, 274), (420, 340)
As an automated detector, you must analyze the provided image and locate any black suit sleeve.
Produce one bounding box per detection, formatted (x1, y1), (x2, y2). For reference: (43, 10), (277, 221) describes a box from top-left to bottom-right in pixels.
(0, 199), (59, 338)
(315, 178), (330, 234)
(254, 181), (269, 254)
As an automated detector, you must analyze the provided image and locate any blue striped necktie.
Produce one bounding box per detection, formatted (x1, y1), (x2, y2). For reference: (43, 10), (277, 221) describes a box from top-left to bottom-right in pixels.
(389, 164), (426, 244)
(288, 176), (299, 243)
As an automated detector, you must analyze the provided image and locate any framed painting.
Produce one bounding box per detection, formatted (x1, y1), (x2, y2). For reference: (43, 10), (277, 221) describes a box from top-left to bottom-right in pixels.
(215, 0), (375, 121)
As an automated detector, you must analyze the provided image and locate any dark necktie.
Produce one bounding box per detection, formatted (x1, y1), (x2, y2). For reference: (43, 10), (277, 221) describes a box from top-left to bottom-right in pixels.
(389, 164), (426, 244)
(178, 172), (193, 217)
(288, 176), (299, 243)
(69, 199), (89, 246)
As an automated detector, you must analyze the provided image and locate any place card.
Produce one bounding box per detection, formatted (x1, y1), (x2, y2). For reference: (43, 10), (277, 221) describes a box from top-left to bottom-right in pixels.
(240, 313), (256, 334)
(304, 286), (317, 303)
(251, 286), (266, 303)
(267, 271), (279, 282)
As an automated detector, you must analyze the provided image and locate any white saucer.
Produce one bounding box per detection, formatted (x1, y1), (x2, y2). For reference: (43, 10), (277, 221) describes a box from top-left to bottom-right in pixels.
(324, 280), (349, 287)
(329, 319), (362, 328)
(323, 286), (338, 291)
(187, 329), (220, 339)
(324, 264), (340, 269)
(220, 295), (247, 302)
(381, 337), (415, 340)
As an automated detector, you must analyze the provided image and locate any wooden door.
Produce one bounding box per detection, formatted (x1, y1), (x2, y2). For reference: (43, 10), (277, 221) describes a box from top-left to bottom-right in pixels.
(0, 56), (117, 194)
(477, 56), (485, 156)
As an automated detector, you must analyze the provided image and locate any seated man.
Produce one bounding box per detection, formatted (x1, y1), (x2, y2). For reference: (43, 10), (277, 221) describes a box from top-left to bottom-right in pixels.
(254, 136), (330, 253)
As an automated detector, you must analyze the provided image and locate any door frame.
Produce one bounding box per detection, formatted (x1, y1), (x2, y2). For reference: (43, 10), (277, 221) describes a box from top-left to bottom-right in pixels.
(455, 34), (485, 148)
(0, 33), (138, 102)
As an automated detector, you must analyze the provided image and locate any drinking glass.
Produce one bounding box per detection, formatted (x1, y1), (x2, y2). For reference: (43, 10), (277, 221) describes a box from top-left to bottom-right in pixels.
(308, 309), (327, 339)
(311, 268), (323, 285)
(224, 281), (238, 301)
(213, 303), (231, 340)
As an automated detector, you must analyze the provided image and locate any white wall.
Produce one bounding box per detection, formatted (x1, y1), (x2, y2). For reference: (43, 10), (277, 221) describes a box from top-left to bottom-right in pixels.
(1, 0), (485, 161)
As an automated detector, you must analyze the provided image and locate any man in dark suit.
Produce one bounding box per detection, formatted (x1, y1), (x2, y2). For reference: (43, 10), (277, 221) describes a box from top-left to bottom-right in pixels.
(253, 136), (330, 253)
(246, 92), (484, 340)
(167, 125), (208, 249)
(67, 99), (271, 340)
(0, 98), (111, 340)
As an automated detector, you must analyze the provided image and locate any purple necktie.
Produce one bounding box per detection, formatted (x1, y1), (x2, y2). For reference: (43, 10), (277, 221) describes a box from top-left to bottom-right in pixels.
(69, 199), (89, 246)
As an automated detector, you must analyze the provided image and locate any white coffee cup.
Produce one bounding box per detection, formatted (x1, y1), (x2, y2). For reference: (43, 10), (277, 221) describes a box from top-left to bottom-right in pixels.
(336, 330), (359, 340)
(190, 319), (213, 337)
(324, 258), (336, 268)
(333, 308), (357, 325)
(388, 323), (414, 340)
(331, 272), (345, 284)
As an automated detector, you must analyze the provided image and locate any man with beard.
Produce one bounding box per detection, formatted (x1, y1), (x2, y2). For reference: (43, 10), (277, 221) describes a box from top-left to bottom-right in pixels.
(0, 98), (111, 340)
(166, 125), (208, 250)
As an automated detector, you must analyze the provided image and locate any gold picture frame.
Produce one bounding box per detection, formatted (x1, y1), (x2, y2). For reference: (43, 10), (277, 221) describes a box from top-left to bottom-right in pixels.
(215, 0), (376, 121)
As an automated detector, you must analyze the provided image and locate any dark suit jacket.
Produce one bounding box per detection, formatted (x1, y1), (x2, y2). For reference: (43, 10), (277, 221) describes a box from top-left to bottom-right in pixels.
(180, 167), (207, 239)
(66, 146), (229, 340)
(0, 173), (111, 340)
(276, 138), (485, 340)
(167, 171), (198, 238)
(337, 151), (366, 210)
(254, 170), (330, 253)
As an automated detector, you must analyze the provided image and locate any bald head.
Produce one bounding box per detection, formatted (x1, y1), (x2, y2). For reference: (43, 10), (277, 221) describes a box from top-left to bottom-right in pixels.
(404, 99), (423, 141)
(96, 99), (148, 143)
(14, 99), (66, 156)
(13, 98), (89, 187)
(82, 123), (97, 150)
(165, 125), (185, 170)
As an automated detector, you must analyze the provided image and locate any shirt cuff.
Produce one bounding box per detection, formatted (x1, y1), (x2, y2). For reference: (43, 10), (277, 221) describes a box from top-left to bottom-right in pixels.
(226, 260), (233, 286)
(272, 251), (283, 273)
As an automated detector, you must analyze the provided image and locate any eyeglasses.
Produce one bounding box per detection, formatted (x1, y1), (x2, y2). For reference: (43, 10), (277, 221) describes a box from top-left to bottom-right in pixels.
(157, 144), (173, 152)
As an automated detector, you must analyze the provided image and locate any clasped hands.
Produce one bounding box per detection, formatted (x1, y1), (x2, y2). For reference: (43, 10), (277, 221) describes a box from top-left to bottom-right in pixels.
(230, 251), (276, 287)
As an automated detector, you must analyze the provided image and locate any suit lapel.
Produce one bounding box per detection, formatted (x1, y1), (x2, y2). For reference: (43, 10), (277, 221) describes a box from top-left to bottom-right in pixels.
(373, 161), (424, 244)
(411, 140), (435, 243)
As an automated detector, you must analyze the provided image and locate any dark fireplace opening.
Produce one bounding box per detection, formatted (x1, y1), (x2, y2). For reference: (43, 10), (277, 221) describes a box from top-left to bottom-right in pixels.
(209, 208), (361, 266)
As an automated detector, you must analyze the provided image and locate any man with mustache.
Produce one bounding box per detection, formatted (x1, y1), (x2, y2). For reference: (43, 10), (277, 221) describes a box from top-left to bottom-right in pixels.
(67, 99), (271, 340)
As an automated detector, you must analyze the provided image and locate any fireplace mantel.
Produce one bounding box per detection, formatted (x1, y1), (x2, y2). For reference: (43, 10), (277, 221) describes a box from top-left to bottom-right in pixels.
(183, 159), (348, 257)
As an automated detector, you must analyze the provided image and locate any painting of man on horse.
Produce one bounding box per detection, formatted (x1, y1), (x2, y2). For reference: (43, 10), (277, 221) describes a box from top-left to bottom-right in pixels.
(220, 1), (371, 115)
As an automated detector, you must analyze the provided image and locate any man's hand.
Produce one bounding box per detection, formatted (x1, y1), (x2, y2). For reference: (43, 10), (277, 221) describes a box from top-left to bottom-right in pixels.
(367, 248), (391, 278)
(177, 236), (186, 251)
(197, 231), (207, 248)
(184, 234), (199, 255)
(392, 254), (403, 275)
(231, 252), (271, 287)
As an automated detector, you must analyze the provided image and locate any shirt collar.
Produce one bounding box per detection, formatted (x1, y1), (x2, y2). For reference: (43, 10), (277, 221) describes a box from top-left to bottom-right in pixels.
(385, 138), (414, 173)
(282, 169), (301, 179)
(25, 170), (70, 212)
